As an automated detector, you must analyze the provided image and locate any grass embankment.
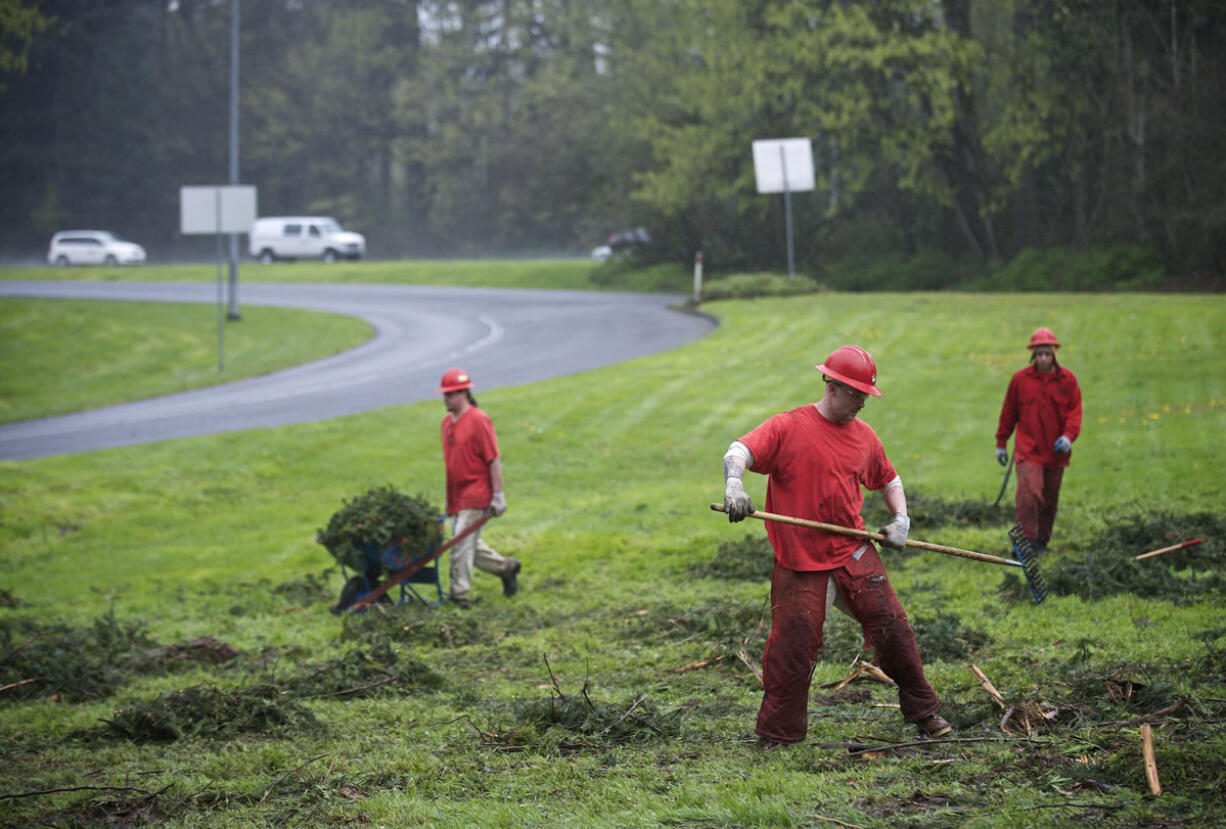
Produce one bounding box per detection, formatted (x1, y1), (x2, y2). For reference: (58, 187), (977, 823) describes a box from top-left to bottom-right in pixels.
(0, 259), (620, 290)
(2, 288), (1225, 826)
(0, 300), (371, 423)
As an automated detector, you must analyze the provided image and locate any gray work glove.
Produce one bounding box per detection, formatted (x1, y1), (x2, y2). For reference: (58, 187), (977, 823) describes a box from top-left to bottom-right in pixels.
(1053, 435), (1072, 453)
(724, 477), (754, 522)
(491, 491), (507, 517)
(878, 513), (910, 550)
(996, 447), (1009, 466)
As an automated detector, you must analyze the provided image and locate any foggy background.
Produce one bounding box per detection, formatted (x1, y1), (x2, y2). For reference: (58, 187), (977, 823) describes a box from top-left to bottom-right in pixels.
(1, 0), (1222, 283)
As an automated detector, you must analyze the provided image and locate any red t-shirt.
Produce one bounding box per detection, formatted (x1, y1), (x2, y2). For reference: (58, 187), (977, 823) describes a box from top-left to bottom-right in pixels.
(739, 404), (897, 571)
(995, 364), (1082, 468)
(441, 406), (499, 513)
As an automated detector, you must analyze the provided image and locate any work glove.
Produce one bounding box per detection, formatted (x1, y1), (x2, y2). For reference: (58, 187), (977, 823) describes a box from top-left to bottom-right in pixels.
(996, 447), (1009, 466)
(724, 477), (754, 522)
(878, 513), (911, 550)
(1054, 435), (1072, 453)
(491, 491), (507, 517)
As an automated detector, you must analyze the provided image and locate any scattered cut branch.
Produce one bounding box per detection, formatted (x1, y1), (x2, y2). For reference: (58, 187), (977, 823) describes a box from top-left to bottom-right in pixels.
(737, 646), (763, 687)
(257, 754), (328, 804)
(0, 678), (39, 695)
(801, 814), (865, 829)
(294, 676), (398, 700)
(822, 657), (894, 692)
(968, 663), (1007, 709)
(665, 658), (715, 674)
(1098, 700), (1185, 728)
(0, 784), (153, 801)
(1140, 723), (1162, 796)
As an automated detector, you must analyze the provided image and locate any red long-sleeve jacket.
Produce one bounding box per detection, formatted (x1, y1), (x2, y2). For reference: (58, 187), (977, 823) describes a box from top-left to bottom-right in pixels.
(996, 364), (1082, 468)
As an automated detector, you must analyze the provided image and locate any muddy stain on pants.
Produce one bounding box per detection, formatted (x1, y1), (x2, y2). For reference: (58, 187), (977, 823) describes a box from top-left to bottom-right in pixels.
(1015, 461), (1064, 546)
(755, 546), (941, 744)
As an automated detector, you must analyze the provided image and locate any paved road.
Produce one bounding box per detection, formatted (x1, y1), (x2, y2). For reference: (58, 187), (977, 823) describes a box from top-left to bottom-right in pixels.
(0, 281), (714, 460)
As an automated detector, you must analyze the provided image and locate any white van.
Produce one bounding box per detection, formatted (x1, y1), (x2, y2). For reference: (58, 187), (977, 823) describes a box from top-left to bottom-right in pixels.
(248, 216), (366, 264)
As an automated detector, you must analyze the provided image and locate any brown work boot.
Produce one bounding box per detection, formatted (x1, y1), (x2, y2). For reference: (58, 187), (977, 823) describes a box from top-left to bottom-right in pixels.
(917, 714), (952, 738)
(451, 594), (472, 610)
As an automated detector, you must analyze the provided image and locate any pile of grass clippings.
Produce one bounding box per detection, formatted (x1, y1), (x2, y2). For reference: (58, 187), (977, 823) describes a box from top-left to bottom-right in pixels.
(618, 602), (768, 649)
(284, 640), (443, 697)
(0, 610), (153, 702)
(695, 533), (774, 581)
(96, 683), (318, 743)
(861, 491), (1011, 532)
(1035, 550), (1225, 604)
(912, 612), (991, 662)
(340, 606), (489, 649)
(481, 673), (687, 754)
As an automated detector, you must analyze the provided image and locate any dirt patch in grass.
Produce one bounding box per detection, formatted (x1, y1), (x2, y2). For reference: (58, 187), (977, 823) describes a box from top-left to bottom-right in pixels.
(852, 788), (975, 821)
(127, 636), (241, 674)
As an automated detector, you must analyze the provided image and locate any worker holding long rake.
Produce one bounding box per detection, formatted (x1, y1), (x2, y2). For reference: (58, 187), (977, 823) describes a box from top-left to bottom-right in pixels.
(994, 327), (1083, 557)
(721, 345), (951, 746)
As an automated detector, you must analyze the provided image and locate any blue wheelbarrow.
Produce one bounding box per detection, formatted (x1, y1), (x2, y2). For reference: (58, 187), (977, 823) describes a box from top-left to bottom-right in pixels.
(330, 514), (490, 614)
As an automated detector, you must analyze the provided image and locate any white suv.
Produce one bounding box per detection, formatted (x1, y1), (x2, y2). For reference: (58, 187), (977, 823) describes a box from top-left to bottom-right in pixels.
(248, 216), (366, 264)
(48, 230), (147, 266)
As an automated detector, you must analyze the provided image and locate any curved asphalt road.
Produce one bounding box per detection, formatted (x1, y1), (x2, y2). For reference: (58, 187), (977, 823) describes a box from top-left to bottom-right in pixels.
(0, 281), (714, 460)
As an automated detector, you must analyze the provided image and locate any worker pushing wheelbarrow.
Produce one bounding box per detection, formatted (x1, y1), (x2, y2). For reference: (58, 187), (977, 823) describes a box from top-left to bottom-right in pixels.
(320, 367), (523, 613)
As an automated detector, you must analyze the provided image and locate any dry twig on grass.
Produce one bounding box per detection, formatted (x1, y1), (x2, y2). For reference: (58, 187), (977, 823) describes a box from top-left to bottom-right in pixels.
(1140, 723), (1162, 796)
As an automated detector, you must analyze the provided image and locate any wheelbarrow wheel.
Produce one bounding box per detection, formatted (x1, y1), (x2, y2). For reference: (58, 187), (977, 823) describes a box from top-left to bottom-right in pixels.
(336, 576), (367, 611)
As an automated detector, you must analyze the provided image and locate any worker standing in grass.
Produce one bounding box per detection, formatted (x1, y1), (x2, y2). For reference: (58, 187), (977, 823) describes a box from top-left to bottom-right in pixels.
(994, 328), (1083, 556)
(722, 345), (950, 746)
(438, 368), (521, 609)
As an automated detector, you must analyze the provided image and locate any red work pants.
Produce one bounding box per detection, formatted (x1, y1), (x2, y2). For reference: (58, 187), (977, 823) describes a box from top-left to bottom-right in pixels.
(1014, 461), (1065, 546)
(755, 547), (941, 744)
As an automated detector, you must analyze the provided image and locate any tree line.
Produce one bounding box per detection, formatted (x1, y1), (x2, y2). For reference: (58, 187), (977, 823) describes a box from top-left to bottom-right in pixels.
(1, 0), (1222, 284)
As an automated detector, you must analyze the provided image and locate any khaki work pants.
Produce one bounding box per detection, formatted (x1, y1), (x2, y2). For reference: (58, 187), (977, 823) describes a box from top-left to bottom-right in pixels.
(448, 508), (513, 599)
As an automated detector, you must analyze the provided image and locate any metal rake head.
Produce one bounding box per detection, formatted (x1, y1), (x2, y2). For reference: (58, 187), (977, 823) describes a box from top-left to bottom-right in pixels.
(1008, 524), (1048, 605)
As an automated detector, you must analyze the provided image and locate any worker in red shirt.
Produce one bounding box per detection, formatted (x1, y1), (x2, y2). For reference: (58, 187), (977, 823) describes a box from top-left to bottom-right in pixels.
(995, 328), (1082, 556)
(438, 368), (521, 609)
(723, 345), (950, 746)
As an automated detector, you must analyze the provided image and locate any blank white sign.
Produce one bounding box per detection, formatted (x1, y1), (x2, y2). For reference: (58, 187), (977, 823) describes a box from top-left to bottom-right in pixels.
(752, 138), (815, 194)
(180, 185), (258, 234)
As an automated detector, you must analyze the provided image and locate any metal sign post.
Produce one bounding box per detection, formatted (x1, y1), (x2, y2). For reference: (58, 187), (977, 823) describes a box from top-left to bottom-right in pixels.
(752, 138), (815, 277)
(179, 185), (257, 371)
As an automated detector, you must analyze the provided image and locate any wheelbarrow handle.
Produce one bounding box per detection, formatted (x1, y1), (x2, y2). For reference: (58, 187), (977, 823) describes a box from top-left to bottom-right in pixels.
(709, 503), (1022, 568)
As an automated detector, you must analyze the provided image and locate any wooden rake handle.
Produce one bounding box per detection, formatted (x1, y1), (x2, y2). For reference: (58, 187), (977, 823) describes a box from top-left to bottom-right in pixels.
(709, 503), (1022, 568)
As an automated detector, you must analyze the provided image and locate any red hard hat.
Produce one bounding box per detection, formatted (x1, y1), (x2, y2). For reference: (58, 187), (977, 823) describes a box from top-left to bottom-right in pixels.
(816, 345), (882, 397)
(1027, 327), (1060, 349)
(437, 368), (473, 393)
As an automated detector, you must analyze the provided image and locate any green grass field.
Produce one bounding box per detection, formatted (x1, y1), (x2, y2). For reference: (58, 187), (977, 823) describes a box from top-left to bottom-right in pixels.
(1, 276), (1224, 826)
(1, 259), (610, 290)
(0, 299), (371, 423)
